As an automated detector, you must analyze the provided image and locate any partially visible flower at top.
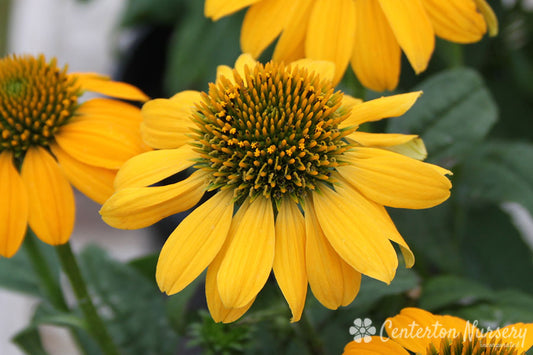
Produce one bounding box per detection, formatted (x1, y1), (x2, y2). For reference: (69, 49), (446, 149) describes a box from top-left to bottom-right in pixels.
(0, 54), (149, 257)
(204, 0), (498, 91)
(343, 307), (533, 355)
(100, 53), (452, 323)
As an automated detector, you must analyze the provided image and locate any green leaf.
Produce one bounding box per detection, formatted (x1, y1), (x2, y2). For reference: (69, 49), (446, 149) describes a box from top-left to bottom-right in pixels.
(389, 201), (463, 275)
(120, 0), (186, 27)
(12, 327), (49, 355)
(78, 245), (180, 355)
(348, 267), (420, 313)
(0, 248), (40, 296)
(387, 68), (498, 166)
(164, 1), (243, 94)
(458, 204), (533, 293)
(419, 275), (494, 311)
(458, 142), (533, 216)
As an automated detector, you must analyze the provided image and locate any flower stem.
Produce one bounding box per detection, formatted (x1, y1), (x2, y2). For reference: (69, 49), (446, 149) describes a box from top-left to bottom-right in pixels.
(24, 231), (88, 354)
(297, 311), (325, 355)
(55, 242), (120, 355)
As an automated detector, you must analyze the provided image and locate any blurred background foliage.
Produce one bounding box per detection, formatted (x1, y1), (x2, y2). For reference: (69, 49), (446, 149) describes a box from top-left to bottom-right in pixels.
(1, 0), (533, 354)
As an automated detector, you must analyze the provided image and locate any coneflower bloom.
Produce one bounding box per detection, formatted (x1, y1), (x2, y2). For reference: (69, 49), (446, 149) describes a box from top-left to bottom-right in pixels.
(204, 0), (498, 91)
(0, 54), (148, 257)
(344, 307), (533, 355)
(101, 54), (452, 322)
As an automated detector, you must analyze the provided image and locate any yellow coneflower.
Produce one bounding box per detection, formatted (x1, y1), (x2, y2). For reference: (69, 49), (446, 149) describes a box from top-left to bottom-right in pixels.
(101, 54), (452, 323)
(0, 54), (148, 257)
(344, 307), (533, 355)
(204, 0), (499, 91)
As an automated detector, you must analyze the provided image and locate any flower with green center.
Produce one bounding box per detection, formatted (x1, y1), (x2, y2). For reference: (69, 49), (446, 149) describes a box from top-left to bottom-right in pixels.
(100, 54), (452, 322)
(0, 54), (148, 257)
(343, 308), (533, 355)
(204, 0), (498, 91)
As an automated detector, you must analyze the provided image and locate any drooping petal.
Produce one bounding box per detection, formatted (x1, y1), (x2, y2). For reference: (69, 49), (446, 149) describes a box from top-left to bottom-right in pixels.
(204, 0), (260, 21)
(21, 147), (74, 245)
(141, 91), (200, 149)
(50, 143), (116, 205)
(341, 92), (422, 128)
(347, 133), (428, 160)
(72, 73), (149, 101)
(384, 136), (427, 161)
(313, 183), (398, 284)
(343, 337), (410, 355)
(304, 197), (361, 309)
(422, 0), (486, 43)
(352, 0), (401, 92)
(341, 94), (363, 112)
(273, 198), (307, 322)
(217, 197), (275, 308)
(0, 151), (28, 257)
(241, 0), (296, 58)
(114, 145), (198, 190)
(291, 59), (336, 84)
(206, 201), (255, 323)
(473, 0), (498, 37)
(348, 132), (419, 148)
(100, 170), (207, 229)
(337, 147), (452, 209)
(272, 0), (314, 62)
(306, 0), (356, 84)
(55, 114), (145, 169)
(156, 189), (234, 295)
(378, 0), (435, 74)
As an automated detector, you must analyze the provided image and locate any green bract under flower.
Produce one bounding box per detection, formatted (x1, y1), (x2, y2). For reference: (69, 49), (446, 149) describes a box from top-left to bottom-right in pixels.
(0, 54), (81, 157)
(193, 62), (353, 202)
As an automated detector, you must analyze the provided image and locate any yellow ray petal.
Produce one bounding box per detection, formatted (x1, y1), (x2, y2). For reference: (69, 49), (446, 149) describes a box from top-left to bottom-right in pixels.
(352, 0), (401, 92)
(156, 189), (234, 295)
(304, 197), (361, 309)
(204, 0), (260, 21)
(342, 95), (363, 112)
(423, 0), (486, 43)
(141, 92), (200, 149)
(342, 91), (422, 128)
(290, 59), (336, 83)
(77, 98), (143, 120)
(272, 0), (314, 62)
(273, 198), (307, 322)
(385, 308), (449, 353)
(241, 0), (295, 58)
(50, 143), (116, 205)
(21, 147), (74, 245)
(55, 115), (145, 170)
(343, 336), (410, 355)
(484, 323), (533, 352)
(378, 0), (435, 74)
(313, 183), (398, 284)
(72, 73), (149, 101)
(114, 145), (197, 190)
(305, 0), (356, 84)
(217, 197), (275, 308)
(206, 201), (255, 323)
(338, 147), (452, 209)
(100, 170), (207, 229)
(0, 151), (28, 257)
